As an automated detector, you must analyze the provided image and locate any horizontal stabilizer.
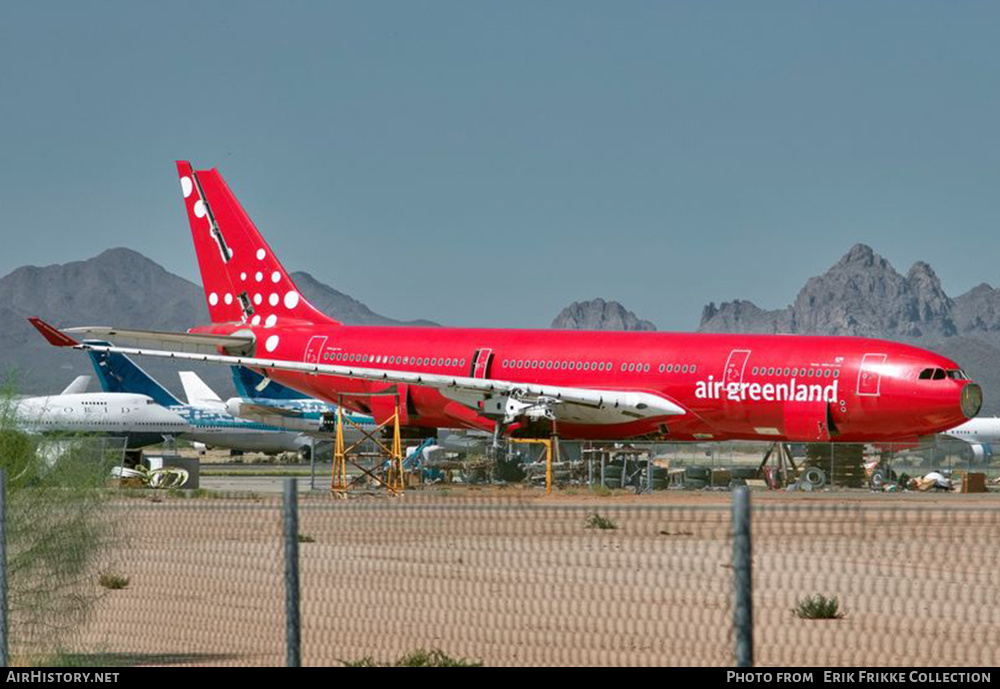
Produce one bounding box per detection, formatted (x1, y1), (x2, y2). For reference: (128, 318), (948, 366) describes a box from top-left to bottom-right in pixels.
(29, 318), (80, 347)
(58, 324), (252, 354)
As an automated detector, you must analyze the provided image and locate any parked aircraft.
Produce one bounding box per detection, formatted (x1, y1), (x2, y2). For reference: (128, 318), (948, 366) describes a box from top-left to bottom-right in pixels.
(85, 345), (321, 457)
(227, 366), (375, 434)
(28, 161), (983, 444)
(941, 417), (999, 463)
(11, 377), (191, 448)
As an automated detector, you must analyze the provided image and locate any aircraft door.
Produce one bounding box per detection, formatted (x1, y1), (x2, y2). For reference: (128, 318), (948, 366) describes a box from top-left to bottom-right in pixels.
(723, 349), (751, 388)
(304, 336), (328, 365)
(471, 348), (494, 379)
(857, 353), (887, 397)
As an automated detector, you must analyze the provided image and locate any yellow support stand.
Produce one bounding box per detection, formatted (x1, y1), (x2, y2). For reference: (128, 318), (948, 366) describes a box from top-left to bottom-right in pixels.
(331, 399), (406, 498)
(332, 406), (349, 498)
(509, 438), (554, 495)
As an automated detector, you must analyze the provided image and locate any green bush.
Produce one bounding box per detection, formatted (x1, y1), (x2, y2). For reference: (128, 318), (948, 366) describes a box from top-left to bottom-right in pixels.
(98, 573), (129, 590)
(0, 385), (125, 657)
(792, 594), (844, 620)
(342, 649), (482, 667)
(585, 512), (617, 530)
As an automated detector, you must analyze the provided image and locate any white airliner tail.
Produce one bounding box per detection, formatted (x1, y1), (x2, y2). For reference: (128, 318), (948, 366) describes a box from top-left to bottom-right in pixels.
(179, 372), (226, 410)
(61, 376), (91, 395)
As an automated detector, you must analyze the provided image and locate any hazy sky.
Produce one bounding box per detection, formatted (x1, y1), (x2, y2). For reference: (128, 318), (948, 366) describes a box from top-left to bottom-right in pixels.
(2, 2), (998, 330)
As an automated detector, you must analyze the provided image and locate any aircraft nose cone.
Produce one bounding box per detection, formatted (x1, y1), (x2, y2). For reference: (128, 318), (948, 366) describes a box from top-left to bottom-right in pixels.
(961, 383), (983, 419)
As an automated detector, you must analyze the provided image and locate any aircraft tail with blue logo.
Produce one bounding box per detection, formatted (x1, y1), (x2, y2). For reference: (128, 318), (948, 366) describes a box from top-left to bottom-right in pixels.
(87, 341), (182, 408)
(232, 366), (310, 401)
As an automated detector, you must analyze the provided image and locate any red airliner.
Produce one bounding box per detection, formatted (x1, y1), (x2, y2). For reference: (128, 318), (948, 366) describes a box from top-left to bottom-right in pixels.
(30, 161), (983, 443)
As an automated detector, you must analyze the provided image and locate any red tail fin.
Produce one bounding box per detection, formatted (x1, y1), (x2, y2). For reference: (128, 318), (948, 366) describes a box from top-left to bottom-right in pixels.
(176, 161), (339, 328)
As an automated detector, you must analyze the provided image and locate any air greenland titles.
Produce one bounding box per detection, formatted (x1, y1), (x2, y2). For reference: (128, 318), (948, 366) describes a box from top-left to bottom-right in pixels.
(695, 374), (839, 403)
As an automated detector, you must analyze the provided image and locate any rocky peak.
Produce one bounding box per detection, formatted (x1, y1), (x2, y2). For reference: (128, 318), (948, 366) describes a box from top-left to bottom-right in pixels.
(701, 244), (959, 338)
(837, 243), (882, 269)
(551, 298), (656, 331)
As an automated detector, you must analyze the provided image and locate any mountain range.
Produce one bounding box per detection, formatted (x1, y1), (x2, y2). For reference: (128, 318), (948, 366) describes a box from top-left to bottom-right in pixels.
(699, 243), (1000, 414)
(0, 248), (434, 397)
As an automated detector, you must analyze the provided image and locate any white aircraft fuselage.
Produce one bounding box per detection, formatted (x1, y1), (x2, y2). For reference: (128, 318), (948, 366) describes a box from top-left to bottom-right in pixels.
(14, 392), (191, 439)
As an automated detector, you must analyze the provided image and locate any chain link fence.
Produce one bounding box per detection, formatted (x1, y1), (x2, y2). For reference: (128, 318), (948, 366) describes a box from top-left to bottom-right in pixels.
(501, 440), (999, 493)
(4, 480), (999, 667)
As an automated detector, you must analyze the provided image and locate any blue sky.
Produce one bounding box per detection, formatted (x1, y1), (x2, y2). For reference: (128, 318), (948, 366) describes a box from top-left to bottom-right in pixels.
(1, 2), (998, 329)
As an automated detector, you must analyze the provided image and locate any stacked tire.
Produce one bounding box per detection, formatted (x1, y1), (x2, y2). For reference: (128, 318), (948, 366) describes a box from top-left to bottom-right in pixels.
(640, 466), (670, 490)
(683, 466), (710, 489)
(601, 464), (624, 489)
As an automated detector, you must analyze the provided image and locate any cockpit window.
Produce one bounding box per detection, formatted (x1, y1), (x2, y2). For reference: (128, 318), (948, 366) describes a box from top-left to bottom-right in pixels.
(919, 368), (933, 380)
(932, 368), (946, 380)
(947, 370), (968, 380)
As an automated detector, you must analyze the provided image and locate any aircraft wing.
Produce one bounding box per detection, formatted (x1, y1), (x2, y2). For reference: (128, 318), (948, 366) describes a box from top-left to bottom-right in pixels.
(29, 319), (686, 426)
(235, 402), (305, 419)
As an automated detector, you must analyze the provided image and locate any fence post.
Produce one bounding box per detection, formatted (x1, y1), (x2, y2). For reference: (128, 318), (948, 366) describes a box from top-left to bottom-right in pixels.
(0, 470), (8, 668)
(732, 485), (753, 667)
(283, 478), (301, 667)
(309, 437), (316, 493)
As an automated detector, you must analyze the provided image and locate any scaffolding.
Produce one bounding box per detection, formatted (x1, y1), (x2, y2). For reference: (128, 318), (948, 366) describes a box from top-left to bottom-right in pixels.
(509, 437), (558, 495)
(331, 401), (405, 498)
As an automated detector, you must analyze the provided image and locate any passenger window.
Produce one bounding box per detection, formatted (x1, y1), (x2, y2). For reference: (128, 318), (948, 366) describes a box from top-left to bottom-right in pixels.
(690, 365), (696, 374)
(659, 364), (665, 373)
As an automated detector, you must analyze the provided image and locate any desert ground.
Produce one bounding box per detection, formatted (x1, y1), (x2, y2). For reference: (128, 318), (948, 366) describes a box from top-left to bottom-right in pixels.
(24, 486), (998, 667)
